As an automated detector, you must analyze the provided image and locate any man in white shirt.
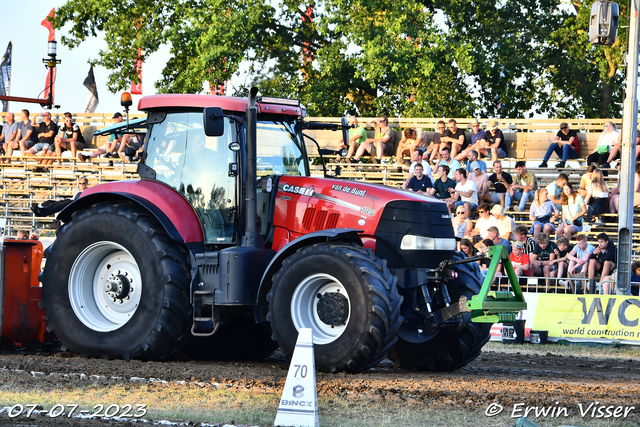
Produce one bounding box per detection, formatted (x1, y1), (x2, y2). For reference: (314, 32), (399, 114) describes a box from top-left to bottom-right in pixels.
(447, 168), (478, 217)
(471, 203), (498, 239)
(490, 204), (516, 241)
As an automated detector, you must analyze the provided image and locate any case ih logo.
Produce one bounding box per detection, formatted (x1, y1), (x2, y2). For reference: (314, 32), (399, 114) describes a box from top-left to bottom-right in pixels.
(281, 184), (315, 197)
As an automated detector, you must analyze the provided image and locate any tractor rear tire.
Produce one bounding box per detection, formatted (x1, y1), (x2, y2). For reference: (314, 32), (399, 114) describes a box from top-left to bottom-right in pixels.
(267, 242), (402, 373)
(40, 203), (191, 360)
(387, 252), (491, 371)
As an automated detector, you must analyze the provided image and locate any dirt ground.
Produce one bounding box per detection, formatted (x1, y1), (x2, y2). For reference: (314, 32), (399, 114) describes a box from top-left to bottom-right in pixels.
(1, 346), (639, 426)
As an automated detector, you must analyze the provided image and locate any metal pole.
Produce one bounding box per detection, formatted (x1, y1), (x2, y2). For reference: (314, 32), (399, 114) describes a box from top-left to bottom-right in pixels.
(617, 0), (640, 294)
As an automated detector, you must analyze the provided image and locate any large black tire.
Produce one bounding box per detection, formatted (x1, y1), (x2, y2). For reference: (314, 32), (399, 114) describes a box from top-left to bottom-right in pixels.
(40, 203), (192, 360)
(387, 252), (491, 371)
(267, 242), (403, 373)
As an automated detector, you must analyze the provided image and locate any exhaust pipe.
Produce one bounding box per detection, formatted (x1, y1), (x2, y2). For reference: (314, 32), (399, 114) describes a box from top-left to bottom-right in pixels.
(243, 87), (259, 247)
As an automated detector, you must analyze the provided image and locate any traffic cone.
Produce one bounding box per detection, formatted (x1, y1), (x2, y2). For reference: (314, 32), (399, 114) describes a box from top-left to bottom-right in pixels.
(274, 328), (318, 427)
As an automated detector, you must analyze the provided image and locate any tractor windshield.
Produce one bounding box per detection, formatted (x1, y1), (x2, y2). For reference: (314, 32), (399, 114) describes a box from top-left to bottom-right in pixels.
(255, 118), (309, 177)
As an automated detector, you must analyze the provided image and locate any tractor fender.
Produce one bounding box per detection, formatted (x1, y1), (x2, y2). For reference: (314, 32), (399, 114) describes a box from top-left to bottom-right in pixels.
(57, 181), (203, 244)
(254, 228), (363, 323)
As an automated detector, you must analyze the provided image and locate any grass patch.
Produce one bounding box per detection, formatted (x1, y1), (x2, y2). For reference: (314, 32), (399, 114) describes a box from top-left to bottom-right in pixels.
(483, 341), (640, 360)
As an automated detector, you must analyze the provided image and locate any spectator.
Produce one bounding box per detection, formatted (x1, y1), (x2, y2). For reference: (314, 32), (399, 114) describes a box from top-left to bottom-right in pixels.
(529, 233), (558, 285)
(29, 228), (40, 240)
(539, 122), (579, 168)
(448, 168), (478, 217)
(455, 119), (484, 161)
(437, 146), (461, 179)
(478, 238), (497, 276)
(0, 112), (19, 162)
(404, 149), (434, 185)
(402, 163), (432, 193)
(464, 149), (487, 173)
(15, 109), (39, 157)
(471, 204), (499, 239)
(506, 160), (537, 212)
(78, 112), (127, 162)
(487, 225), (512, 254)
(52, 112), (86, 161)
(566, 235), (595, 291)
(117, 132), (144, 163)
(16, 230), (29, 239)
(442, 119), (466, 158)
(584, 168), (609, 223)
(354, 115), (394, 163)
(630, 261), (640, 296)
(337, 116), (368, 163)
(514, 224), (537, 255)
(610, 162), (640, 213)
(395, 127), (425, 166)
(452, 205), (473, 245)
(546, 173), (569, 209)
(27, 112), (58, 160)
(469, 161), (490, 203)
(579, 164), (597, 190)
(556, 182), (587, 240)
(459, 238), (475, 257)
(428, 164), (457, 203)
(588, 232), (617, 294)
(425, 120), (447, 164)
(587, 121), (619, 169)
(528, 188), (559, 239)
(31, 176), (90, 217)
(552, 237), (571, 285)
(487, 160), (512, 207)
(510, 240), (530, 277)
(478, 119), (507, 162)
(490, 204), (515, 241)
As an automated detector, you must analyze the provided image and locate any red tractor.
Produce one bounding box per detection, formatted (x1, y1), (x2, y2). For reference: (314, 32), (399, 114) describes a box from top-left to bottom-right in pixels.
(38, 88), (524, 372)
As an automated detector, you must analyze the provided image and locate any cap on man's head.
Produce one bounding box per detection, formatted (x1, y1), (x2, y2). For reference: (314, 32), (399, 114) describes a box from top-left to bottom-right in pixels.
(113, 112), (123, 119)
(513, 240), (525, 250)
(470, 161), (480, 171)
(486, 119), (499, 130)
(490, 204), (504, 216)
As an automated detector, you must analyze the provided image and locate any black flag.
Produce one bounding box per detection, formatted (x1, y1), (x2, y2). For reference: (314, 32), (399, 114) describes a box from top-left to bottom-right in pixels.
(0, 42), (12, 112)
(83, 65), (99, 113)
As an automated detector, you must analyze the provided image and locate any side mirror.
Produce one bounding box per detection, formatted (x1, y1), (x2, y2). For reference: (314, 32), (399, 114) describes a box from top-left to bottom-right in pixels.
(203, 107), (225, 137)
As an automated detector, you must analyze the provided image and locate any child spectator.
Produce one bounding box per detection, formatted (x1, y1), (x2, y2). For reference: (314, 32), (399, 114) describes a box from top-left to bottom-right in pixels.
(552, 237), (571, 284)
(566, 235), (595, 292)
(510, 240), (530, 276)
(528, 188), (559, 239)
(529, 233), (558, 287)
(513, 225), (536, 255)
(556, 182), (587, 240)
(588, 232), (617, 294)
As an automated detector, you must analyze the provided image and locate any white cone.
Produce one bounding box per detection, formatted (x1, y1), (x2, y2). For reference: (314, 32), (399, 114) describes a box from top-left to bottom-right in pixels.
(274, 328), (318, 427)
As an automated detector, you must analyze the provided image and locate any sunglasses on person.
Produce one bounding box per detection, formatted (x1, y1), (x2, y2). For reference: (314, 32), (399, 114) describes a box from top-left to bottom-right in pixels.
(478, 210), (486, 213)
(456, 210), (465, 214)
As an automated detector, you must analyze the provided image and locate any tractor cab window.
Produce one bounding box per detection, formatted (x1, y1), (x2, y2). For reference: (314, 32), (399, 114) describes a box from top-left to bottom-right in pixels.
(145, 112), (237, 244)
(256, 119), (309, 178)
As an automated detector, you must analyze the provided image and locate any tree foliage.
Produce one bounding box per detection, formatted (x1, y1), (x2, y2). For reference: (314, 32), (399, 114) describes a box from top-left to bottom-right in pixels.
(54, 0), (628, 118)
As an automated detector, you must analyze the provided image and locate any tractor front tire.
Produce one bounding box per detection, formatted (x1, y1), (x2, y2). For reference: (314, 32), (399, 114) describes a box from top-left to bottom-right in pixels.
(387, 252), (491, 371)
(267, 242), (402, 373)
(40, 203), (191, 360)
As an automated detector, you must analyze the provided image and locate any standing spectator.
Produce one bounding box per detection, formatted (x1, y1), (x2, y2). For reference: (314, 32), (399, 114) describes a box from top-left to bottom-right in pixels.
(52, 112), (86, 161)
(539, 122), (579, 168)
(395, 127), (425, 166)
(584, 168), (609, 223)
(405, 149), (434, 185)
(566, 235), (595, 291)
(487, 226), (512, 254)
(529, 233), (558, 286)
(506, 161), (537, 212)
(459, 238), (475, 257)
(428, 165), (457, 203)
(587, 121), (619, 169)
(15, 109), (39, 157)
(469, 161), (490, 203)
(510, 240), (530, 277)
(354, 115), (394, 163)
(546, 173), (569, 209)
(556, 182), (587, 240)
(437, 146), (461, 179)
(442, 119), (466, 159)
(487, 160), (512, 207)
(452, 206), (473, 245)
(402, 163), (432, 193)
(337, 116), (368, 162)
(471, 204), (498, 239)
(455, 119), (484, 161)
(552, 237), (571, 286)
(588, 233), (617, 294)
(425, 120), (447, 164)
(478, 119), (507, 162)
(528, 188), (559, 239)
(513, 224), (537, 255)
(447, 168), (478, 217)
(0, 112), (19, 162)
(464, 149), (487, 173)
(27, 112), (58, 159)
(490, 204), (516, 241)
(31, 176), (90, 216)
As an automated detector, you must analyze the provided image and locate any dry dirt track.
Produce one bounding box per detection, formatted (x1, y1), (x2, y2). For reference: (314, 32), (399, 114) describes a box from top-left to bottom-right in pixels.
(1, 347), (639, 426)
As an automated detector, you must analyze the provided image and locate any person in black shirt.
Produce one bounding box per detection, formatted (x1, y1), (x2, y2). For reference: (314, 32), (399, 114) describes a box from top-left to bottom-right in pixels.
(428, 164), (456, 202)
(442, 119), (467, 159)
(27, 112), (58, 157)
(488, 160), (512, 207)
(587, 232), (616, 294)
(478, 119), (507, 162)
(539, 122), (579, 168)
(403, 163), (432, 193)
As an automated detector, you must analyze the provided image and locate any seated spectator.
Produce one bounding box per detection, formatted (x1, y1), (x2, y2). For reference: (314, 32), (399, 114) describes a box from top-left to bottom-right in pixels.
(459, 238), (475, 257)
(478, 119), (507, 162)
(442, 119), (466, 158)
(402, 163), (432, 193)
(27, 112), (58, 162)
(556, 182), (587, 240)
(464, 149), (487, 173)
(588, 232), (616, 294)
(354, 115), (394, 163)
(471, 203), (498, 239)
(31, 176), (90, 217)
(539, 122), (579, 168)
(425, 120), (447, 164)
(488, 160), (512, 207)
(447, 168), (478, 217)
(336, 116), (368, 162)
(469, 161), (490, 203)
(117, 132), (144, 163)
(566, 235), (595, 291)
(16, 230), (29, 239)
(43, 112), (86, 166)
(546, 173), (569, 209)
(506, 160), (536, 212)
(528, 188), (559, 239)
(487, 225), (511, 254)
(551, 237), (571, 284)
(490, 204), (515, 241)
(428, 165), (456, 204)
(513, 224), (537, 255)
(30, 228), (40, 240)
(510, 240), (530, 276)
(611, 162), (640, 213)
(437, 146), (461, 179)
(587, 121), (619, 169)
(5, 109), (38, 163)
(455, 119), (484, 161)
(395, 127), (426, 165)
(452, 206), (473, 245)
(78, 112), (124, 162)
(584, 168), (609, 223)
(404, 149), (434, 185)
(529, 233), (558, 286)
(478, 238), (498, 276)
(579, 164), (596, 190)
(0, 112), (19, 162)
(630, 261), (640, 296)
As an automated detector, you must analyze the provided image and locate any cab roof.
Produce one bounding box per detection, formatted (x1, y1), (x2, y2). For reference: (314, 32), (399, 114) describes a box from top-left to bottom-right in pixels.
(138, 94), (303, 117)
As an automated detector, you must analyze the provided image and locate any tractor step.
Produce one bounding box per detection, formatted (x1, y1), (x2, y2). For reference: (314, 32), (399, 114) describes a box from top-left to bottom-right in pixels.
(191, 290), (219, 337)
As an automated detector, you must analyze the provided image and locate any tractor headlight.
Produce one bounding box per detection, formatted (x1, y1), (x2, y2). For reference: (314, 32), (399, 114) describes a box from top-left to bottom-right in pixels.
(400, 235), (457, 251)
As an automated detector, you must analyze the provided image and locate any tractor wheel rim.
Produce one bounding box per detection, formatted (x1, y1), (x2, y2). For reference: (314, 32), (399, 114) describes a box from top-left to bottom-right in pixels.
(290, 273), (351, 345)
(69, 241), (142, 332)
